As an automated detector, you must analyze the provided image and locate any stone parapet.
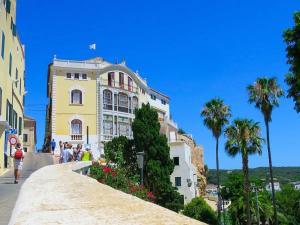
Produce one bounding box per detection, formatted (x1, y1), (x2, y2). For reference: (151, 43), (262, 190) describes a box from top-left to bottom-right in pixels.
(9, 162), (207, 225)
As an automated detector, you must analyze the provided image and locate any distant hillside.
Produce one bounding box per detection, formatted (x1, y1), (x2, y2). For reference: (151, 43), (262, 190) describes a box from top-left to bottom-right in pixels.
(207, 167), (300, 185)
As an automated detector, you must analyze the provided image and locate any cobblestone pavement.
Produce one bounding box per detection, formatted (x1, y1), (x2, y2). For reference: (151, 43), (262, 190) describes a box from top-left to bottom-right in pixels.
(0, 152), (54, 225)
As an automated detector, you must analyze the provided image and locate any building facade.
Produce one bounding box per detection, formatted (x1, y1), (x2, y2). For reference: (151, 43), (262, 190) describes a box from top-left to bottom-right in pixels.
(0, 0), (25, 174)
(45, 57), (171, 158)
(23, 116), (36, 152)
(45, 57), (205, 203)
(169, 138), (198, 204)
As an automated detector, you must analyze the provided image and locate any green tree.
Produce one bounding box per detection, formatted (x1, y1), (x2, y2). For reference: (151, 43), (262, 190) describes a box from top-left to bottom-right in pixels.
(225, 119), (263, 225)
(222, 173), (273, 225)
(201, 98), (231, 223)
(276, 184), (300, 224)
(247, 77), (284, 225)
(132, 103), (183, 212)
(283, 12), (300, 113)
(183, 197), (218, 225)
(104, 136), (137, 176)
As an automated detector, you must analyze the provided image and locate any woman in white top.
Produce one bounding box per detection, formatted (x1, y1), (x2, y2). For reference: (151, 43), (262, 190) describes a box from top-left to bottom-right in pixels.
(11, 143), (25, 184)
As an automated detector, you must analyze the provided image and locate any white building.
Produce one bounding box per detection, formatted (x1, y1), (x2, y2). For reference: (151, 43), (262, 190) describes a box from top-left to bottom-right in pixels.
(291, 182), (300, 191)
(265, 182), (281, 192)
(169, 131), (199, 204)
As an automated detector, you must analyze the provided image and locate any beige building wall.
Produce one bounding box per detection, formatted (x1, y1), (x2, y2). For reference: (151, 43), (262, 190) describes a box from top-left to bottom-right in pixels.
(23, 116), (36, 152)
(0, 0), (25, 174)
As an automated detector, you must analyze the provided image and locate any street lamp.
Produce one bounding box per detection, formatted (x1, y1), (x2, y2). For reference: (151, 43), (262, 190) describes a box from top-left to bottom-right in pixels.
(251, 183), (260, 225)
(136, 151), (145, 185)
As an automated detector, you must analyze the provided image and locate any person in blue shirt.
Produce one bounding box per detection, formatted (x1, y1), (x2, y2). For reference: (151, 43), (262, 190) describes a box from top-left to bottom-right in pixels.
(50, 139), (56, 155)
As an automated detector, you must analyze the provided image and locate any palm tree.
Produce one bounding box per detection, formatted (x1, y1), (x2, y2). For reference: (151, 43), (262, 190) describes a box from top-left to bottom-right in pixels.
(225, 119), (263, 225)
(201, 98), (231, 223)
(247, 77), (284, 225)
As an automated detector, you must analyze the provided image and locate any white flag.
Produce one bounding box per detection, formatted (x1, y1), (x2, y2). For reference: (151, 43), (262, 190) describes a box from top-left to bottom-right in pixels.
(89, 43), (96, 50)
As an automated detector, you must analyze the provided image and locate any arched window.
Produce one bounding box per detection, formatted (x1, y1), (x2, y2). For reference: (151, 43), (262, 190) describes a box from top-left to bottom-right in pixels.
(71, 90), (82, 104)
(132, 96), (138, 111)
(71, 119), (82, 134)
(103, 89), (112, 110)
(118, 93), (128, 113)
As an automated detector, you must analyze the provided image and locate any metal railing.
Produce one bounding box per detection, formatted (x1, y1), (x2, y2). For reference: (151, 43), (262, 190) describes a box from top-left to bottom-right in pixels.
(71, 134), (83, 140)
(101, 79), (139, 93)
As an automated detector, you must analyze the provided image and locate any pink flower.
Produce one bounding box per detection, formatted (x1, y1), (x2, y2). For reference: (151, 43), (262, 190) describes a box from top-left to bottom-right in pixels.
(147, 192), (156, 200)
(112, 171), (117, 177)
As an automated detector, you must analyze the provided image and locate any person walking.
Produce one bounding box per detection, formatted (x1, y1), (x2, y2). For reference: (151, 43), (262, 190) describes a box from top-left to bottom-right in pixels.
(62, 143), (71, 163)
(11, 143), (25, 184)
(50, 139), (56, 155)
(75, 144), (83, 161)
(81, 146), (93, 161)
(59, 141), (64, 163)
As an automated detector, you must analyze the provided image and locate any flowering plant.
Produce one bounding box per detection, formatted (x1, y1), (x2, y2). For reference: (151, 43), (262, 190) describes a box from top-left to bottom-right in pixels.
(90, 164), (156, 203)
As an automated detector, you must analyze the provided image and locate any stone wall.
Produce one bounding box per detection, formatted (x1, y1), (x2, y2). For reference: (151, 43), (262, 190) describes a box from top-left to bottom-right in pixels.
(9, 162), (207, 225)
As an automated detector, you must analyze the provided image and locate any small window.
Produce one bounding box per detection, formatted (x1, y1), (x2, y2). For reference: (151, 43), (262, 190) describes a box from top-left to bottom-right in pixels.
(15, 68), (18, 87)
(74, 73), (80, 79)
(108, 72), (115, 86)
(71, 119), (82, 134)
(71, 90), (82, 104)
(151, 94), (156, 100)
(119, 72), (124, 88)
(9, 53), (12, 76)
(1, 31), (5, 59)
(161, 99), (166, 105)
(66, 73), (72, 79)
(175, 177), (181, 187)
(173, 157), (179, 166)
(23, 147), (28, 152)
(23, 134), (28, 142)
(18, 117), (22, 135)
(82, 74), (87, 80)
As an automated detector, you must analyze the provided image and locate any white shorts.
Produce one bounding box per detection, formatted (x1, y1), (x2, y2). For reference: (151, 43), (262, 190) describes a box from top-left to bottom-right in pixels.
(14, 160), (23, 170)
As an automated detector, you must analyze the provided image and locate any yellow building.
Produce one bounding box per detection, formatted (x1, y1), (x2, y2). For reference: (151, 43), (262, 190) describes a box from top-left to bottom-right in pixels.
(0, 0), (25, 174)
(23, 116), (36, 153)
(45, 57), (173, 157)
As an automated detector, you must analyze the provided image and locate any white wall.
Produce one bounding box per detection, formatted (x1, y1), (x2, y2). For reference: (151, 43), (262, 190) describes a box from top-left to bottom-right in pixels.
(170, 141), (198, 204)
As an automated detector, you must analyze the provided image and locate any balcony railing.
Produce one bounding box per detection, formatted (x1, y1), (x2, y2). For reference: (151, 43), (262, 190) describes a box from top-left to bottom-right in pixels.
(71, 134), (83, 140)
(101, 79), (138, 93)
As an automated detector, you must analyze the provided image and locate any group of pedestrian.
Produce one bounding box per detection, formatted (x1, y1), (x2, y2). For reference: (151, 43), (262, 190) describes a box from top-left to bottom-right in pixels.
(58, 141), (93, 163)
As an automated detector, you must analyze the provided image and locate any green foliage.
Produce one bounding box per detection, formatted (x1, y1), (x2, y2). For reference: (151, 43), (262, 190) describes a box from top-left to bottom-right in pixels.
(208, 167), (300, 186)
(104, 136), (127, 166)
(104, 136), (137, 176)
(284, 11), (300, 113)
(222, 172), (273, 225)
(182, 197), (218, 225)
(276, 184), (300, 224)
(225, 119), (263, 225)
(247, 77), (284, 122)
(132, 103), (183, 212)
(200, 98), (231, 139)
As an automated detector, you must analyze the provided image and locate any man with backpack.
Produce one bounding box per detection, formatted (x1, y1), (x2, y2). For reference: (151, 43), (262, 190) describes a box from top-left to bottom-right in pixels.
(11, 143), (25, 184)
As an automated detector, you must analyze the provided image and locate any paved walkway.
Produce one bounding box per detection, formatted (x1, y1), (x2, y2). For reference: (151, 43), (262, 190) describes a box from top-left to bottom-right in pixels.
(0, 152), (54, 225)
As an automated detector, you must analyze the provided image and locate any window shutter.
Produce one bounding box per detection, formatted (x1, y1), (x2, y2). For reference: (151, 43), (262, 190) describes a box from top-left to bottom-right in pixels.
(6, 0), (11, 13)
(13, 24), (17, 36)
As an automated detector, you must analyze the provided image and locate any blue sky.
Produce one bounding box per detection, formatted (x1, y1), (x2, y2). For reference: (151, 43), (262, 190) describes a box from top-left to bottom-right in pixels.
(17, 0), (300, 169)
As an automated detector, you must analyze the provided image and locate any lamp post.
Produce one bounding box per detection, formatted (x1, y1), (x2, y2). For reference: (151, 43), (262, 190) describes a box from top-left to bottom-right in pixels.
(251, 183), (260, 225)
(136, 151), (145, 185)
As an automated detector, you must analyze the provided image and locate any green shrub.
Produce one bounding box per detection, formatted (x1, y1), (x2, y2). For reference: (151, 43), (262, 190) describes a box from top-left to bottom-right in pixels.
(182, 197), (218, 225)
